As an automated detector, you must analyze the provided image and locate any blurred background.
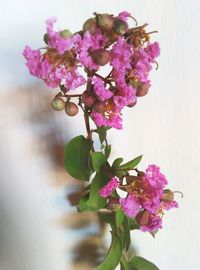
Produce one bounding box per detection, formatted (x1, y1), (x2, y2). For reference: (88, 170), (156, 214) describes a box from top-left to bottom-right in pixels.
(0, 0), (200, 269)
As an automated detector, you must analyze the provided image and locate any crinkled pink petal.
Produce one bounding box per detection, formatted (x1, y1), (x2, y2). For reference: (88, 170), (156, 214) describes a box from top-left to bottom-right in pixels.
(161, 200), (179, 211)
(110, 37), (132, 72)
(99, 177), (119, 198)
(120, 194), (140, 218)
(91, 77), (113, 101)
(145, 164), (168, 188)
(140, 213), (162, 232)
(118, 11), (131, 22)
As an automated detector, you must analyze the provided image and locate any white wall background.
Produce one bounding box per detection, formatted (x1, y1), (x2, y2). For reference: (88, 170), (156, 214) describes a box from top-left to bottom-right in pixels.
(0, 0), (200, 269)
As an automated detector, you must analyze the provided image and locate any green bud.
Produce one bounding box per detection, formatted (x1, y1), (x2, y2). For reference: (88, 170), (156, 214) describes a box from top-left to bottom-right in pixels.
(97, 14), (114, 31)
(83, 18), (98, 35)
(82, 91), (96, 107)
(162, 189), (174, 203)
(60, 29), (72, 38)
(90, 49), (110, 66)
(51, 97), (65, 111)
(113, 18), (127, 35)
(65, 102), (79, 116)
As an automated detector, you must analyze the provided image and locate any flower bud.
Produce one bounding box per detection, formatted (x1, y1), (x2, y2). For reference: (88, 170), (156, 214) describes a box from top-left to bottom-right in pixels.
(130, 81), (150, 97)
(65, 102), (79, 116)
(136, 210), (150, 226)
(113, 19), (127, 35)
(82, 91), (96, 107)
(60, 29), (72, 38)
(51, 97), (65, 111)
(97, 14), (114, 31)
(127, 100), (137, 107)
(93, 101), (106, 113)
(90, 49), (110, 66)
(43, 33), (49, 45)
(83, 18), (98, 35)
(162, 189), (174, 203)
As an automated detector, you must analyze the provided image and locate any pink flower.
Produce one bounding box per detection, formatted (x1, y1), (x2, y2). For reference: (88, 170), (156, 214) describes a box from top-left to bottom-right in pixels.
(144, 42), (160, 62)
(140, 212), (163, 232)
(91, 111), (123, 129)
(145, 165), (168, 188)
(119, 194), (140, 218)
(118, 11), (131, 22)
(99, 177), (119, 198)
(65, 70), (86, 90)
(23, 46), (41, 76)
(161, 200), (179, 211)
(46, 18), (77, 54)
(76, 30), (108, 70)
(111, 38), (132, 72)
(91, 77), (113, 101)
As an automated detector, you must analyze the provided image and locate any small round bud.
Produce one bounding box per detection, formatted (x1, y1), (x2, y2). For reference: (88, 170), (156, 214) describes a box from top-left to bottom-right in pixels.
(90, 49), (110, 66)
(51, 97), (65, 111)
(83, 18), (98, 35)
(60, 29), (72, 38)
(136, 82), (149, 97)
(82, 91), (96, 107)
(43, 33), (49, 45)
(93, 101), (106, 113)
(162, 189), (174, 203)
(127, 100), (137, 108)
(136, 211), (150, 226)
(113, 19), (127, 35)
(97, 14), (114, 31)
(65, 102), (79, 116)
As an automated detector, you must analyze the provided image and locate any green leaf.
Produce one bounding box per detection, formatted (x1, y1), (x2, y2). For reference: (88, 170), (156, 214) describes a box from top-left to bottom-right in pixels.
(87, 172), (108, 209)
(128, 218), (140, 230)
(122, 216), (131, 251)
(105, 144), (111, 159)
(95, 233), (122, 270)
(79, 193), (96, 211)
(112, 157), (124, 168)
(120, 255), (131, 270)
(94, 126), (109, 143)
(91, 152), (107, 172)
(119, 155), (143, 170)
(129, 256), (159, 270)
(115, 209), (125, 228)
(64, 135), (93, 181)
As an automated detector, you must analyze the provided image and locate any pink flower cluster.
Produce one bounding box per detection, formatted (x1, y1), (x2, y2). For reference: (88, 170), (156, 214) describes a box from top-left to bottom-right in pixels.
(99, 164), (178, 232)
(23, 11), (160, 129)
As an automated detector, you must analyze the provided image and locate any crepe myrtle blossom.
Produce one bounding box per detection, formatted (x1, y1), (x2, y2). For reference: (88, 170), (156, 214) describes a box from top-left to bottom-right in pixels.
(99, 164), (178, 232)
(23, 12), (160, 129)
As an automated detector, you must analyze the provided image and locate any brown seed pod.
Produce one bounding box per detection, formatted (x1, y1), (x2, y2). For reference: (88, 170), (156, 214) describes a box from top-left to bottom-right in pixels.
(162, 189), (174, 203)
(93, 101), (106, 113)
(82, 91), (96, 107)
(97, 13), (114, 31)
(83, 18), (98, 35)
(65, 102), (79, 116)
(90, 49), (110, 66)
(51, 97), (65, 111)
